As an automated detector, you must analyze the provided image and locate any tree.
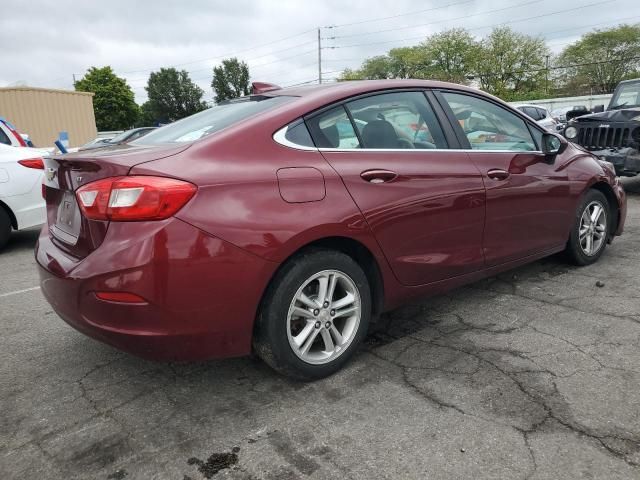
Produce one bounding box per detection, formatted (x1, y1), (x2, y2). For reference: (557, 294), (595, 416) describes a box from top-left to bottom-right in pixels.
(473, 27), (549, 100)
(211, 58), (250, 102)
(74, 66), (138, 131)
(145, 68), (207, 123)
(557, 24), (640, 94)
(420, 29), (479, 84)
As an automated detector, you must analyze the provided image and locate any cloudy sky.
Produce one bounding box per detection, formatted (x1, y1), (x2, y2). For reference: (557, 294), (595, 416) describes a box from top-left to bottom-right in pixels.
(1, 0), (638, 104)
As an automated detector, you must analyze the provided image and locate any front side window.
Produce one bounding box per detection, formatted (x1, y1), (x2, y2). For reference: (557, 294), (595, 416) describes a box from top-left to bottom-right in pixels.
(346, 91), (447, 149)
(442, 93), (536, 151)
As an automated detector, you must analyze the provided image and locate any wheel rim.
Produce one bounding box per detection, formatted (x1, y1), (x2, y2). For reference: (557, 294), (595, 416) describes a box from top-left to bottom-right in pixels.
(286, 269), (361, 365)
(579, 200), (607, 257)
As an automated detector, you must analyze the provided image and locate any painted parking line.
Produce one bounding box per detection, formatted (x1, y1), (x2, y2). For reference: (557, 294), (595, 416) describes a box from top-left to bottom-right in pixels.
(0, 286), (40, 298)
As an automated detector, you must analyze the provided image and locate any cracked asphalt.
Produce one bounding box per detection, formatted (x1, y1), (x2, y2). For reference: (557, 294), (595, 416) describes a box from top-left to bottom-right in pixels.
(2, 179), (640, 480)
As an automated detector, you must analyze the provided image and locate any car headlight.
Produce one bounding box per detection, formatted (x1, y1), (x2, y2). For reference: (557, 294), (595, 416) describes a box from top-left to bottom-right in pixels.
(564, 126), (578, 139)
(597, 158), (616, 175)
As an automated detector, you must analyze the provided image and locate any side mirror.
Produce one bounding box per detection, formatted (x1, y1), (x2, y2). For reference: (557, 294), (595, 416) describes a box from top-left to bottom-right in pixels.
(541, 132), (567, 158)
(592, 104), (605, 113)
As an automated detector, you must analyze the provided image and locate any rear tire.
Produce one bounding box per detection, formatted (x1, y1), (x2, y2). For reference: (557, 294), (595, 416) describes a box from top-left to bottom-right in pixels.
(254, 248), (371, 381)
(565, 189), (610, 266)
(0, 208), (11, 251)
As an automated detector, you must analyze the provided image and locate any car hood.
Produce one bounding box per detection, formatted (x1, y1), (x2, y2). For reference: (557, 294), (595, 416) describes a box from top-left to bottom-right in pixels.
(574, 107), (640, 123)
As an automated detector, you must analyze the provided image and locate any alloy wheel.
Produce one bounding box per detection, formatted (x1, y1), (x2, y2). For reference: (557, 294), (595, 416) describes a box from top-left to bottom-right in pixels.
(579, 200), (607, 256)
(286, 270), (361, 365)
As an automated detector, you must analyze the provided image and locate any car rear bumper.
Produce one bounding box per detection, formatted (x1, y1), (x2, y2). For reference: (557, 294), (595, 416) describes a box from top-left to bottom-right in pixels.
(36, 218), (277, 361)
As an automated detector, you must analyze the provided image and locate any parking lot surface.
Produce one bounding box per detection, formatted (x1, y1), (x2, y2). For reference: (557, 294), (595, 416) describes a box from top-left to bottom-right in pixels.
(2, 179), (640, 480)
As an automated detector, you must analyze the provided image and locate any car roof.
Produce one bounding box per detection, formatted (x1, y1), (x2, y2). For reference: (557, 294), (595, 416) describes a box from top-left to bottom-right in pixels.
(269, 79), (486, 101)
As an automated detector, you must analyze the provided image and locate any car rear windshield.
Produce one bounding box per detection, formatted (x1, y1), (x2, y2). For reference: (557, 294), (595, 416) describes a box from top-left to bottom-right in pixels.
(133, 95), (293, 145)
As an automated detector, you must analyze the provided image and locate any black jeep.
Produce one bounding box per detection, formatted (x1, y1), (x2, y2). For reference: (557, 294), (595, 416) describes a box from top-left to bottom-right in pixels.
(563, 78), (640, 176)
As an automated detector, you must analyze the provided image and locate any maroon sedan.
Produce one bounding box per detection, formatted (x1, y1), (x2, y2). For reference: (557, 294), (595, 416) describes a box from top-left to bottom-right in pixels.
(37, 80), (626, 380)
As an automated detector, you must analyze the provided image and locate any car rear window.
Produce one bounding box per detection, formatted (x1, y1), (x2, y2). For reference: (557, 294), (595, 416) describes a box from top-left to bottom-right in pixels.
(134, 95), (294, 145)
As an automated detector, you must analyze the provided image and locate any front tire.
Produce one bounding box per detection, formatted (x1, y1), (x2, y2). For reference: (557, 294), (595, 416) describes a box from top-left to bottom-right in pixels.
(254, 249), (371, 381)
(565, 189), (610, 266)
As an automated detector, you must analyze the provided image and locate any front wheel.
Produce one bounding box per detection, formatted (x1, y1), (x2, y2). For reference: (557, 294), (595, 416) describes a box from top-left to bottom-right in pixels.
(254, 249), (371, 380)
(565, 189), (610, 266)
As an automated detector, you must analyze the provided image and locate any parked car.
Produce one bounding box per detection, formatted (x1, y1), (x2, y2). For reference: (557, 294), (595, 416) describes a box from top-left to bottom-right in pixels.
(78, 127), (156, 151)
(0, 118), (28, 147)
(79, 137), (114, 150)
(37, 80), (626, 380)
(513, 104), (558, 130)
(563, 78), (640, 176)
(0, 143), (47, 249)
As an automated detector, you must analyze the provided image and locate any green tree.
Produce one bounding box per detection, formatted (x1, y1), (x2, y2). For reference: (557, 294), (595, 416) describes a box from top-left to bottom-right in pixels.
(211, 58), (250, 102)
(420, 29), (479, 84)
(74, 66), (138, 131)
(145, 68), (207, 123)
(557, 24), (640, 94)
(473, 27), (549, 99)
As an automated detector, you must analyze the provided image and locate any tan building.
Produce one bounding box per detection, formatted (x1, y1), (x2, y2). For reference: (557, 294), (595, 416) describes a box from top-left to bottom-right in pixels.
(0, 86), (97, 148)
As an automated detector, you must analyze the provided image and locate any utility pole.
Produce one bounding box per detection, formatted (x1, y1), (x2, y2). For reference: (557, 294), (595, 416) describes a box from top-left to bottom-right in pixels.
(72, 73), (76, 86)
(545, 55), (550, 96)
(318, 27), (322, 84)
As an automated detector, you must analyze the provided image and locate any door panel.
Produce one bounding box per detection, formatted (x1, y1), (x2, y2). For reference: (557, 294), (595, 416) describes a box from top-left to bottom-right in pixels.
(436, 90), (572, 266)
(320, 150), (486, 286)
(468, 152), (571, 265)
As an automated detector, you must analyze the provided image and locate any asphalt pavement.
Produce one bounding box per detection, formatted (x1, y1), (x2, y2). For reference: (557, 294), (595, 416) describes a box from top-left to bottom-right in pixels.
(2, 179), (640, 479)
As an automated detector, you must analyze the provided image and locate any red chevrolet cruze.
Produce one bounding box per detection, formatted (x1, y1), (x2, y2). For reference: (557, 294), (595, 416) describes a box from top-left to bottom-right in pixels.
(37, 80), (626, 380)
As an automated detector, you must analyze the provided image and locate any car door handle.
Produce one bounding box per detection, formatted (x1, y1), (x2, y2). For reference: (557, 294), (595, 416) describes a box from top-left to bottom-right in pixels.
(487, 169), (510, 181)
(360, 169), (398, 184)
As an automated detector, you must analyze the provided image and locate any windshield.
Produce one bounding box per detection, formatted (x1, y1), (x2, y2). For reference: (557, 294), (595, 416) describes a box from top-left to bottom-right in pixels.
(133, 95), (294, 145)
(108, 130), (135, 143)
(609, 82), (640, 109)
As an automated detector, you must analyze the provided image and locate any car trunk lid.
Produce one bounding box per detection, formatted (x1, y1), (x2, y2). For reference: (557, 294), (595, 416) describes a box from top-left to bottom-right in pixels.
(43, 143), (190, 258)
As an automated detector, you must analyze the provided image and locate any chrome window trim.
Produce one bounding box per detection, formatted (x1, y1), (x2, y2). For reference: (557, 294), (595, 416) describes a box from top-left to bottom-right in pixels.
(317, 147), (543, 154)
(273, 123), (543, 154)
(273, 125), (318, 151)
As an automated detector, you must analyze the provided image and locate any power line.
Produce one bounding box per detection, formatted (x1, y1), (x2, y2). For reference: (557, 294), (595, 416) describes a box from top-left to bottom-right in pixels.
(328, 0), (543, 40)
(328, 0), (615, 48)
(324, 0), (475, 29)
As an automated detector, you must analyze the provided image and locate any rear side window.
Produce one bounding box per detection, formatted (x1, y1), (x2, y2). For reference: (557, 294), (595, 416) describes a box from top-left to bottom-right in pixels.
(346, 91), (447, 149)
(134, 95), (293, 145)
(306, 106), (361, 149)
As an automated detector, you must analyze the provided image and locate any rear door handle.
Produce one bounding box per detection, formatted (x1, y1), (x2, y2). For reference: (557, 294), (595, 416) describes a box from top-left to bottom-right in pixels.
(360, 169), (398, 184)
(487, 169), (510, 181)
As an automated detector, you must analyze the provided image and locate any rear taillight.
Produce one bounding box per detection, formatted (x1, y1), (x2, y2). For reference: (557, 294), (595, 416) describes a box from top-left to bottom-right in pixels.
(76, 176), (196, 221)
(18, 158), (44, 169)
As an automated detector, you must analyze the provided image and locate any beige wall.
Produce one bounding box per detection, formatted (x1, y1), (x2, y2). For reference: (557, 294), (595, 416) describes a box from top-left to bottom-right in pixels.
(0, 87), (97, 148)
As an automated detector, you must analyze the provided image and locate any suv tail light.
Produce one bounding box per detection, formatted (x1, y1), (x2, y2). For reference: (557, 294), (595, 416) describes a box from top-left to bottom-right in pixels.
(76, 176), (196, 221)
(18, 158), (44, 169)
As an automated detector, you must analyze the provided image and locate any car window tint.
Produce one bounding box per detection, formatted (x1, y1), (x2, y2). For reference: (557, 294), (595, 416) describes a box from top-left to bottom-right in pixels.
(0, 126), (11, 145)
(522, 107), (538, 120)
(536, 107), (548, 119)
(442, 93), (536, 151)
(345, 91), (447, 149)
(306, 106), (360, 149)
(284, 121), (315, 148)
